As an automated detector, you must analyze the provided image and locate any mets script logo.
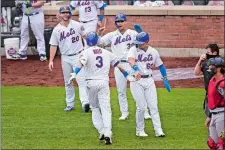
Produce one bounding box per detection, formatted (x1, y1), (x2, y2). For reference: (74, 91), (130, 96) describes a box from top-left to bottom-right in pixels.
(7, 47), (17, 56)
(114, 35), (131, 45)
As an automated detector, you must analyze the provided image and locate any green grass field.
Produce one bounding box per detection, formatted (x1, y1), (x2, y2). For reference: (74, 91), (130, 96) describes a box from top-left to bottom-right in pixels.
(2, 86), (208, 149)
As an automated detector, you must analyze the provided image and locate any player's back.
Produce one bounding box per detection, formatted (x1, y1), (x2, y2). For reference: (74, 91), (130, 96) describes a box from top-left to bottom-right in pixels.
(83, 46), (118, 81)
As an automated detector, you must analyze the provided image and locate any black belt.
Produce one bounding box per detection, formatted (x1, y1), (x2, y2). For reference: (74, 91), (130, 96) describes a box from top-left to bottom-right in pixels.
(24, 12), (39, 16)
(86, 79), (93, 81)
(80, 19), (95, 23)
(67, 50), (83, 56)
(141, 75), (152, 78)
(120, 60), (127, 63)
(211, 111), (224, 115)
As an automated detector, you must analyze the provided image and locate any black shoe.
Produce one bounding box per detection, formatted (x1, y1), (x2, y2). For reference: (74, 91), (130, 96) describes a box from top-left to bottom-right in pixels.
(99, 134), (104, 141)
(104, 137), (112, 145)
(82, 103), (90, 112)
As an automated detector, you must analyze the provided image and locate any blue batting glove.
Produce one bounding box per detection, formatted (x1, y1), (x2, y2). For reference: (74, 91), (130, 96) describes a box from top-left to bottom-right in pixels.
(163, 79), (171, 92)
(134, 24), (143, 33)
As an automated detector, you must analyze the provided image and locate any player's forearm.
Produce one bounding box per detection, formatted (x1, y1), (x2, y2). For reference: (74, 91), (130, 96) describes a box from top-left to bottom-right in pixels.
(194, 60), (202, 76)
(117, 63), (130, 78)
(128, 57), (136, 67)
(31, 1), (45, 8)
(97, 36), (105, 47)
(99, 10), (104, 22)
(49, 46), (57, 62)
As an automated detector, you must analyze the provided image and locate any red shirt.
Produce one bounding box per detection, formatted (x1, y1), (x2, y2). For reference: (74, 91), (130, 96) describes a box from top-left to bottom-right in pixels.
(208, 75), (225, 110)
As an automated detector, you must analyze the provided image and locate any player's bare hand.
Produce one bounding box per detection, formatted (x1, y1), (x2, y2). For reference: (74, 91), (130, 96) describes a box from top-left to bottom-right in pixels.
(97, 21), (103, 28)
(126, 75), (136, 82)
(68, 73), (77, 84)
(97, 27), (106, 36)
(48, 61), (54, 71)
(200, 54), (206, 61)
(205, 117), (211, 127)
(56, 13), (62, 21)
(135, 71), (142, 80)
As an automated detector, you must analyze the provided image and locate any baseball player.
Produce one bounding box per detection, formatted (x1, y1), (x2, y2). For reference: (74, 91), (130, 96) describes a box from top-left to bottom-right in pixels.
(97, 13), (151, 120)
(68, 32), (136, 145)
(206, 57), (224, 150)
(15, 0), (47, 61)
(48, 6), (89, 112)
(69, 0), (106, 34)
(127, 32), (171, 137)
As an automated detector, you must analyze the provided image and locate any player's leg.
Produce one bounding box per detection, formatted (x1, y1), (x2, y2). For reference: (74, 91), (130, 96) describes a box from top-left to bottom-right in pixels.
(144, 81), (165, 137)
(114, 67), (129, 120)
(17, 15), (29, 59)
(61, 57), (75, 111)
(87, 80), (104, 140)
(130, 82), (148, 137)
(208, 115), (218, 149)
(76, 69), (90, 112)
(215, 113), (224, 149)
(30, 12), (46, 61)
(98, 81), (112, 144)
(144, 101), (151, 120)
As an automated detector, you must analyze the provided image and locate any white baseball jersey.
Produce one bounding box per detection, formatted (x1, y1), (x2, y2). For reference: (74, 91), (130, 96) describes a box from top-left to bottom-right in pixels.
(49, 20), (85, 55)
(98, 29), (138, 60)
(70, 0), (104, 22)
(20, 0), (43, 13)
(127, 46), (163, 75)
(79, 46), (119, 81)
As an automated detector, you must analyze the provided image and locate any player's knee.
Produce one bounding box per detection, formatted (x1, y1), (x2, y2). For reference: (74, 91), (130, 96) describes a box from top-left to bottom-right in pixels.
(118, 91), (126, 98)
(136, 106), (145, 112)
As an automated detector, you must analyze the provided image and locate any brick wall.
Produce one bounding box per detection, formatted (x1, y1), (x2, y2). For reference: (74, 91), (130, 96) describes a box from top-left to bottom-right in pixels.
(45, 15), (224, 48)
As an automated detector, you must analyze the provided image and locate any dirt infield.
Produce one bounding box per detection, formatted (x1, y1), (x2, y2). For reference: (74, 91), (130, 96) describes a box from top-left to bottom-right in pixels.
(1, 56), (204, 88)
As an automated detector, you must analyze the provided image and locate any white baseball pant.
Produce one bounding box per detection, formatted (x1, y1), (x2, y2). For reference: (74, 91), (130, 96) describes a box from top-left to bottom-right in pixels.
(86, 79), (112, 137)
(114, 62), (149, 115)
(130, 77), (163, 132)
(19, 12), (46, 56)
(61, 54), (89, 108)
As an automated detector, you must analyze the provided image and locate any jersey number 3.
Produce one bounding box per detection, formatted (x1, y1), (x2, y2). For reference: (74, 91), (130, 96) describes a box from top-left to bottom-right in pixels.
(96, 56), (103, 68)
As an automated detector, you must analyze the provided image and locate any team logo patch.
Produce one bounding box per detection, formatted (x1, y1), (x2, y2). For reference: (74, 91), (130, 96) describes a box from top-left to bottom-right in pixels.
(7, 47), (17, 57)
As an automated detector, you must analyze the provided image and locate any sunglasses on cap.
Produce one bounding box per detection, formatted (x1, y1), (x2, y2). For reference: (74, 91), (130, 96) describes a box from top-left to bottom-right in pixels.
(116, 20), (125, 23)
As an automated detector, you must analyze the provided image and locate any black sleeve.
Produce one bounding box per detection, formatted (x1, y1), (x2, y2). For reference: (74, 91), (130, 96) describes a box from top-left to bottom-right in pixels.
(204, 95), (212, 118)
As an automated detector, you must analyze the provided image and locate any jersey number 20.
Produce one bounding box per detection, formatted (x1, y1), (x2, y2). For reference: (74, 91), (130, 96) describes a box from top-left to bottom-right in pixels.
(72, 36), (79, 43)
(96, 56), (103, 68)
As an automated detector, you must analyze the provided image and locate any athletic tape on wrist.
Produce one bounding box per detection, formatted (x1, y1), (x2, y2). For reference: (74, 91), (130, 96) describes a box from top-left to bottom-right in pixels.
(132, 65), (139, 71)
(122, 71), (129, 77)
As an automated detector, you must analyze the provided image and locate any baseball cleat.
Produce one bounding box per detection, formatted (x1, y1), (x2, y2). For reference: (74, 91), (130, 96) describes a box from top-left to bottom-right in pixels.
(104, 137), (112, 145)
(82, 103), (90, 112)
(119, 113), (129, 120)
(12, 54), (27, 60)
(144, 112), (151, 120)
(136, 131), (148, 137)
(155, 130), (165, 137)
(40, 55), (47, 61)
(64, 106), (74, 112)
(99, 133), (104, 141)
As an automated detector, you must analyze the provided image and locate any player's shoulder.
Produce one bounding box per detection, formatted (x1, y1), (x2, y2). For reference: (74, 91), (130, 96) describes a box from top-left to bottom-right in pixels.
(147, 46), (158, 53)
(70, 20), (81, 25)
(52, 23), (61, 32)
(130, 45), (137, 52)
(127, 29), (137, 34)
